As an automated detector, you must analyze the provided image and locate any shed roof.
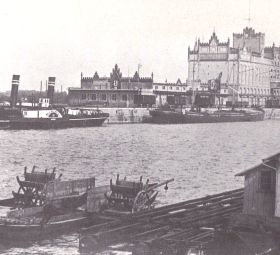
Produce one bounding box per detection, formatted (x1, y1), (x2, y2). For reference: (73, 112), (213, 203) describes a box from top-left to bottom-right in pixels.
(262, 152), (280, 163)
(235, 152), (280, 177)
(235, 163), (265, 176)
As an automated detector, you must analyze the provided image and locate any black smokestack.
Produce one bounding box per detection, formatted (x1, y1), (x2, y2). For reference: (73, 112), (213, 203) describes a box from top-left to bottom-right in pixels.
(47, 77), (55, 105)
(10, 75), (20, 108)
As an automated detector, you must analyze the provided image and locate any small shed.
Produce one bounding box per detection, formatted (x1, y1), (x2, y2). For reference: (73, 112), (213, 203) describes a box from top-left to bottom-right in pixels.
(235, 152), (280, 218)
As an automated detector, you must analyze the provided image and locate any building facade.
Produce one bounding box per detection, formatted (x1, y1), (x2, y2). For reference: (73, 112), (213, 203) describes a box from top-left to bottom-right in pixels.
(153, 79), (191, 106)
(68, 64), (153, 107)
(188, 27), (280, 106)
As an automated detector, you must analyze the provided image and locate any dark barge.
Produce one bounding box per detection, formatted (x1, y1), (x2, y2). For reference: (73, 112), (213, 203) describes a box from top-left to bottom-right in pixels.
(149, 72), (265, 124)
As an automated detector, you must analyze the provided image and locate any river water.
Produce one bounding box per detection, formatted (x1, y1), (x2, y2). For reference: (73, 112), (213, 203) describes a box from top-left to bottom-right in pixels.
(0, 120), (280, 254)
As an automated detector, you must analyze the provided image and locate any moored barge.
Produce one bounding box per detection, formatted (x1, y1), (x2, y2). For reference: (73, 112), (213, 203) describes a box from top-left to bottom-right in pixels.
(149, 106), (265, 124)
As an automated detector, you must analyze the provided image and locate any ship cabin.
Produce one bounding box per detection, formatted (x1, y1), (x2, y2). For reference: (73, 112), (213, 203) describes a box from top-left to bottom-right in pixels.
(233, 152), (280, 230)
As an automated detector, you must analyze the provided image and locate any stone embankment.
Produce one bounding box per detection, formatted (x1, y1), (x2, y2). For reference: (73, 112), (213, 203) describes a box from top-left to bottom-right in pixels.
(99, 107), (280, 124)
(99, 108), (151, 124)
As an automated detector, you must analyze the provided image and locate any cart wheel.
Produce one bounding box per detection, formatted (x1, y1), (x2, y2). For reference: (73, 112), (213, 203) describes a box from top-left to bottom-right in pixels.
(132, 190), (150, 213)
(24, 188), (44, 206)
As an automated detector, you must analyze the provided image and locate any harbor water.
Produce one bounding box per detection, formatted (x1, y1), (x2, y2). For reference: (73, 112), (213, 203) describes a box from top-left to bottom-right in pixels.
(0, 120), (280, 254)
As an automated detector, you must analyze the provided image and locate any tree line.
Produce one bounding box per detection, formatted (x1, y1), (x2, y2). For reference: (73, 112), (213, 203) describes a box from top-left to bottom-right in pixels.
(0, 90), (68, 105)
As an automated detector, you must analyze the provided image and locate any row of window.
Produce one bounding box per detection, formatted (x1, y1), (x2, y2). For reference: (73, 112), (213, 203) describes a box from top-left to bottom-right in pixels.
(154, 86), (186, 90)
(81, 93), (128, 101)
(239, 87), (270, 95)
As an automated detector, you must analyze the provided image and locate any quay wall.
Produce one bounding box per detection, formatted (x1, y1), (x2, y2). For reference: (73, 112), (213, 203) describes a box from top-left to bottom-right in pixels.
(99, 107), (151, 124)
(98, 107), (280, 124)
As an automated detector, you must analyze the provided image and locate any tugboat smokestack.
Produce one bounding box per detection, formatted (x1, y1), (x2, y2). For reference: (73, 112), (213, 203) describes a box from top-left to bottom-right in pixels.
(47, 77), (55, 105)
(10, 75), (20, 108)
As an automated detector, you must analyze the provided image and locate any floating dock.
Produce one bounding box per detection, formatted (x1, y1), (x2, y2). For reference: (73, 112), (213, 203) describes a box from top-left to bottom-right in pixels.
(79, 188), (244, 254)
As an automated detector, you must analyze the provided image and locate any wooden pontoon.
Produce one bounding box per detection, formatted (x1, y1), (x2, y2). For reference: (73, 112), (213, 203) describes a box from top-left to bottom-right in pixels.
(79, 188), (243, 254)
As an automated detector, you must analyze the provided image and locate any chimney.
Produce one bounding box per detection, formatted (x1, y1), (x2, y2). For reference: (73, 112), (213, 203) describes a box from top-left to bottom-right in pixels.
(47, 77), (56, 105)
(10, 75), (20, 108)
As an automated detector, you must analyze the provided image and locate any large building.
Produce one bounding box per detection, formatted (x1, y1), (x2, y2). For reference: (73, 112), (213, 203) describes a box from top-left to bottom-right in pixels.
(153, 79), (193, 106)
(188, 27), (280, 106)
(68, 64), (153, 107)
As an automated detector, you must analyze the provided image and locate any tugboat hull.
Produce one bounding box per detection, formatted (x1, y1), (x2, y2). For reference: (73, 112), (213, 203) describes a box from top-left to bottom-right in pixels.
(8, 116), (108, 130)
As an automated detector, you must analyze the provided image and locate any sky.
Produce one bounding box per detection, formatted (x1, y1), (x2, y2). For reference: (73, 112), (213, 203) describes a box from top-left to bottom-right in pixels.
(0, 0), (280, 92)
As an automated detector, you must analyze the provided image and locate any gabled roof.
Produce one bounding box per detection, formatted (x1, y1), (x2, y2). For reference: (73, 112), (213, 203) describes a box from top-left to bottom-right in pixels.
(235, 163), (264, 176)
(262, 152), (280, 163)
(235, 152), (280, 176)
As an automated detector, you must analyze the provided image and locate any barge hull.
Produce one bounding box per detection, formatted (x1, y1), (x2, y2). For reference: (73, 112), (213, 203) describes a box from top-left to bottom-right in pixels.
(149, 109), (265, 124)
(0, 216), (87, 239)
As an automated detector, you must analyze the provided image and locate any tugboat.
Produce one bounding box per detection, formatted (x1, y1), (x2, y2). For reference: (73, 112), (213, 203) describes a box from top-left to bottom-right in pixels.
(0, 75), (109, 129)
(8, 100), (109, 129)
(149, 72), (265, 124)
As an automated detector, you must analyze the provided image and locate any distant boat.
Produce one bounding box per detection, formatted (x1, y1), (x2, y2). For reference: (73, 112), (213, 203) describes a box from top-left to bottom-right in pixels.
(149, 72), (265, 124)
(0, 75), (109, 129)
(0, 96), (109, 129)
(149, 106), (265, 124)
(5, 106), (109, 130)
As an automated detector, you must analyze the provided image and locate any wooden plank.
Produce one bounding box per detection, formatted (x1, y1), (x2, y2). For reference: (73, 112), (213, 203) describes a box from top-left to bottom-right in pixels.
(47, 212), (85, 223)
(46, 193), (83, 201)
(86, 185), (111, 213)
(7, 206), (44, 218)
(229, 212), (266, 229)
(131, 188), (244, 220)
(150, 196), (243, 222)
(116, 181), (143, 191)
(110, 184), (138, 198)
(17, 179), (45, 189)
(44, 177), (95, 200)
(80, 188), (244, 252)
(25, 172), (55, 183)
